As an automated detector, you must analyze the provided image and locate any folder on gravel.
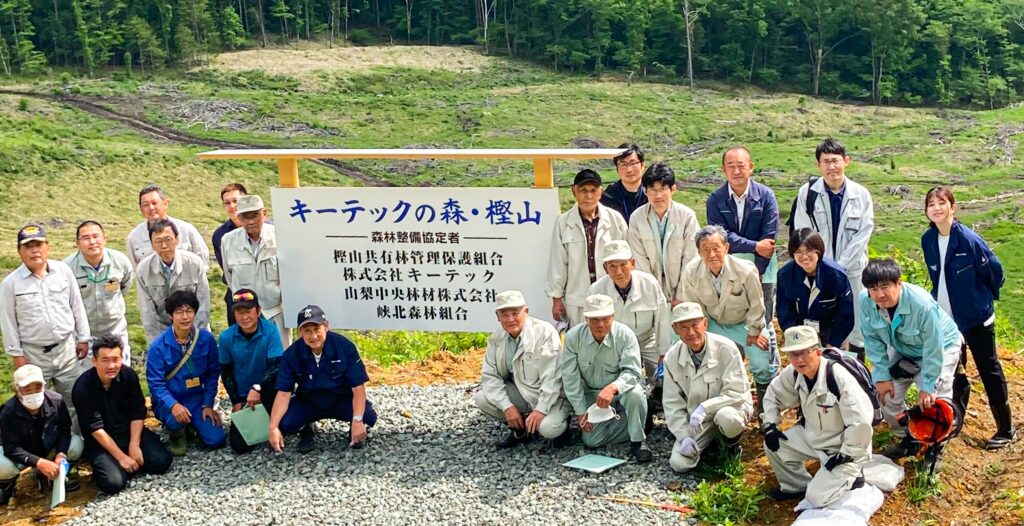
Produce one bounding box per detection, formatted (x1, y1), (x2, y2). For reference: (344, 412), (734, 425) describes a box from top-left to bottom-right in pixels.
(232, 404), (271, 446)
(562, 454), (627, 474)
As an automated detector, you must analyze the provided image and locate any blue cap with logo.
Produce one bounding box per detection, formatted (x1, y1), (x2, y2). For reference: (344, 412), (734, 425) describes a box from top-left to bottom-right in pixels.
(297, 305), (327, 327)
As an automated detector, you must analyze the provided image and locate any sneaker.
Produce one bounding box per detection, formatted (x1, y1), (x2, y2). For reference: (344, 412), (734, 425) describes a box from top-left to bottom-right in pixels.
(296, 425), (316, 454)
(494, 428), (530, 449)
(168, 429), (187, 457)
(630, 441), (653, 463)
(882, 435), (920, 460)
(768, 487), (806, 501)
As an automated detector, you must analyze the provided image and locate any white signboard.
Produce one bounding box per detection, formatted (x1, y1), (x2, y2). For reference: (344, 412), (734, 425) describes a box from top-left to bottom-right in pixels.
(271, 187), (560, 331)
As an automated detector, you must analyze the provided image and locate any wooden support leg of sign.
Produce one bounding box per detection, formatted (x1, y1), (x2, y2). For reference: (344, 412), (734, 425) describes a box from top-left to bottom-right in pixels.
(532, 158), (554, 189)
(277, 158), (300, 188)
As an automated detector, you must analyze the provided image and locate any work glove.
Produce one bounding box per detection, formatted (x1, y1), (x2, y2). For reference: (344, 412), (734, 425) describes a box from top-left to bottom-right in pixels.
(688, 404), (707, 436)
(763, 423), (788, 452)
(675, 436), (699, 457)
(825, 453), (853, 471)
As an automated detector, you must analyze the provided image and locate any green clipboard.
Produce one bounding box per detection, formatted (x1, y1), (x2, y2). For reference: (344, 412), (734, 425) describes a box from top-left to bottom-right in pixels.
(562, 454), (627, 474)
(231, 404), (271, 446)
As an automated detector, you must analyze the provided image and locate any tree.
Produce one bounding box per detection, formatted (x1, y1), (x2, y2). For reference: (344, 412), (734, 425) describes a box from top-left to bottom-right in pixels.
(270, 0), (294, 41)
(219, 4), (246, 49)
(681, 0), (705, 88)
(855, 0), (924, 104)
(788, 0), (860, 96)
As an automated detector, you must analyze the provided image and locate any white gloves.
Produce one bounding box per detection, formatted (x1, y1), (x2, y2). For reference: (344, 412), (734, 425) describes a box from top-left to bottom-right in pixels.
(675, 436), (699, 457)
(689, 404), (707, 436)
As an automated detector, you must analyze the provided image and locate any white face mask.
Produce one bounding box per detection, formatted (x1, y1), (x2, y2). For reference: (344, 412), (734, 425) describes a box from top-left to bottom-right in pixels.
(20, 392), (44, 411)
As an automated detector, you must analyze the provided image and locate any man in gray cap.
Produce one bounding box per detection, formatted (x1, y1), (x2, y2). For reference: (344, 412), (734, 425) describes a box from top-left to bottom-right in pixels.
(221, 194), (289, 349)
(663, 302), (752, 473)
(0, 224), (91, 430)
(475, 290), (571, 448)
(561, 294), (651, 462)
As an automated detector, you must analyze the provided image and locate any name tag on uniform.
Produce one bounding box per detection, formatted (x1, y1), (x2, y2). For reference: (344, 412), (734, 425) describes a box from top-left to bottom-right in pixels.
(804, 319), (821, 333)
(185, 377), (201, 389)
(104, 281), (119, 293)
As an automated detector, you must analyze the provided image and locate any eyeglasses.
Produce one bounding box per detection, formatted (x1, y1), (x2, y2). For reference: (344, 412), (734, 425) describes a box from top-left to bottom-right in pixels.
(616, 160), (642, 169)
(787, 349), (811, 360)
(152, 236), (176, 247)
(818, 158), (845, 166)
(233, 291), (256, 302)
(172, 307), (196, 316)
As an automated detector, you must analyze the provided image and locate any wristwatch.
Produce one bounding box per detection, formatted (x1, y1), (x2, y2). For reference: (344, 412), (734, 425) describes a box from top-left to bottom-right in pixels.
(251, 384), (262, 393)
(353, 414), (364, 422)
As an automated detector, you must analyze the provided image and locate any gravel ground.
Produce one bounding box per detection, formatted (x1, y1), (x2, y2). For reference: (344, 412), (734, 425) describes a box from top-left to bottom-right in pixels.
(67, 384), (701, 526)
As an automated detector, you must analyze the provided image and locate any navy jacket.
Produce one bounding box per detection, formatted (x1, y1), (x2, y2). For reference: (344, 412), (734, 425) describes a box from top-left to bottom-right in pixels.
(706, 181), (779, 274)
(922, 221), (1004, 331)
(776, 258), (854, 347)
(600, 181), (647, 222)
(276, 332), (369, 399)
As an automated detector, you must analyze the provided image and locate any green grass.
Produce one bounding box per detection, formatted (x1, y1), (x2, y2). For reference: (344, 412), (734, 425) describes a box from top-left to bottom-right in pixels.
(907, 460), (944, 504)
(687, 475), (766, 525)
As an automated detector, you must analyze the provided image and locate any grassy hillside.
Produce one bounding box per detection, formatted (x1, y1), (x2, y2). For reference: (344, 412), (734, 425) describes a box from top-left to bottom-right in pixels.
(0, 46), (1022, 397)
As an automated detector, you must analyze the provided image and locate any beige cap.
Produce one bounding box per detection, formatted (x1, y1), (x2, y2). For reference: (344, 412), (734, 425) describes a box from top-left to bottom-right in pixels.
(671, 302), (705, 323)
(781, 325), (821, 353)
(13, 364), (44, 388)
(600, 240), (633, 263)
(582, 294), (616, 318)
(494, 290), (526, 311)
(237, 195), (265, 214)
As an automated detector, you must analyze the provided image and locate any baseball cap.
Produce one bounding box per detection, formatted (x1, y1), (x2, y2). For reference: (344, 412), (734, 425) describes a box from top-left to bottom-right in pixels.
(296, 305), (327, 328)
(781, 325), (820, 353)
(582, 294), (615, 318)
(573, 169), (603, 186)
(13, 364), (44, 388)
(237, 195), (265, 214)
(671, 302), (705, 323)
(231, 288), (260, 309)
(494, 290), (526, 311)
(17, 224), (47, 246)
(601, 240), (632, 263)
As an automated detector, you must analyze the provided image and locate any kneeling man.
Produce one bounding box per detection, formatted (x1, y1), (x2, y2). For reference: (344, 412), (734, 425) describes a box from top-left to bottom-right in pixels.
(475, 291), (571, 447)
(763, 326), (873, 506)
(561, 294), (651, 462)
(663, 303), (752, 472)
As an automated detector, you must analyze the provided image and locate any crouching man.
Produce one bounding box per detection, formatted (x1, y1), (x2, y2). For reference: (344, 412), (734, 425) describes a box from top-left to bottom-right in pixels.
(475, 290), (571, 448)
(561, 294), (651, 462)
(73, 334), (172, 494)
(763, 326), (873, 506)
(663, 303), (752, 472)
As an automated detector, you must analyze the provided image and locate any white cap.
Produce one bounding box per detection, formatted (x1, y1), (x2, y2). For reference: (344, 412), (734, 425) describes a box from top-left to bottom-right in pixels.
(13, 364), (44, 388)
(237, 195), (265, 214)
(781, 325), (821, 353)
(494, 290), (526, 311)
(600, 240), (633, 263)
(582, 294), (615, 318)
(671, 302), (705, 323)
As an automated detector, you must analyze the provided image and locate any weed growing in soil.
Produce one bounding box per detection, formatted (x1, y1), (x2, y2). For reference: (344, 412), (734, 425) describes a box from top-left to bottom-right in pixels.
(906, 462), (944, 504)
(689, 475), (765, 524)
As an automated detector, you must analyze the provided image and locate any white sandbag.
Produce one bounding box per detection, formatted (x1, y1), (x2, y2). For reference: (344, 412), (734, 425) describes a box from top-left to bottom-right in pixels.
(791, 485), (885, 526)
(861, 455), (905, 492)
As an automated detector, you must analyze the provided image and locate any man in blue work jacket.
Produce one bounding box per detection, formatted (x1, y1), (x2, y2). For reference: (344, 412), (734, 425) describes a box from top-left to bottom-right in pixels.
(859, 258), (961, 462)
(268, 305), (377, 454)
(146, 290), (226, 456)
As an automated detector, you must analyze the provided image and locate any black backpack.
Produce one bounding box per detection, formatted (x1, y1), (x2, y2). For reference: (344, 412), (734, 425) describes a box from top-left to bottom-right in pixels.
(792, 347), (883, 426)
(785, 177), (820, 237)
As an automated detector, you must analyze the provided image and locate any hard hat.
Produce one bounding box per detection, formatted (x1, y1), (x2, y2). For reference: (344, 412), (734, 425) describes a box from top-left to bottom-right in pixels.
(903, 398), (963, 446)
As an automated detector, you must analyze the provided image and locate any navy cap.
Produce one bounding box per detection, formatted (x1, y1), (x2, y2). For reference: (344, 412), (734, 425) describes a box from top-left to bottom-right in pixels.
(17, 224), (47, 246)
(573, 169), (603, 186)
(296, 305), (327, 327)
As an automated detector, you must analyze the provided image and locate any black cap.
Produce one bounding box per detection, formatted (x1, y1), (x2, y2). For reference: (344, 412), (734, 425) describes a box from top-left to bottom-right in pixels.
(231, 288), (260, 309)
(573, 169), (603, 186)
(17, 224), (47, 245)
(296, 305), (327, 327)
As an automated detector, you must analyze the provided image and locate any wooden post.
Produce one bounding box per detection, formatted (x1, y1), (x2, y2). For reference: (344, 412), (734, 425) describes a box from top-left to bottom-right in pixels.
(277, 158), (300, 188)
(532, 158), (554, 189)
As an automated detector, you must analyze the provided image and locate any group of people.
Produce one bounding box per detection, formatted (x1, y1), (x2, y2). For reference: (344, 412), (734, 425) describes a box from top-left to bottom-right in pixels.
(0, 137), (1014, 511)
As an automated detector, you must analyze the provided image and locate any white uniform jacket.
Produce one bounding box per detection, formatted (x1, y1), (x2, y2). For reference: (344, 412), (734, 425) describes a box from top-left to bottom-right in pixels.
(587, 270), (673, 358)
(626, 202), (701, 301)
(220, 224), (283, 319)
(680, 255), (765, 336)
(479, 316), (564, 414)
(545, 203), (627, 308)
(792, 178), (874, 276)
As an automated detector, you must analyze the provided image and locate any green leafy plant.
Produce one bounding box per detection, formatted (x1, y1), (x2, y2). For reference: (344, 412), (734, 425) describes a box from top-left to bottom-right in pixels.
(342, 330), (487, 367)
(689, 475), (765, 524)
(906, 461), (944, 504)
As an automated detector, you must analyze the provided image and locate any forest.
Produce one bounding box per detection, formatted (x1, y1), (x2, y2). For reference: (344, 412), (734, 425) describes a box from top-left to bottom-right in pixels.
(0, 0), (1023, 108)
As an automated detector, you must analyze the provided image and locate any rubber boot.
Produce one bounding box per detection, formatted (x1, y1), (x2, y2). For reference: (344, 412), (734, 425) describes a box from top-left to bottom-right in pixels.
(66, 463), (80, 492)
(952, 372), (971, 416)
(168, 429), (187, 457)
(0, 477), (17, 506)
(755, 383), (770, 426)
(987, 403), (1016, 450)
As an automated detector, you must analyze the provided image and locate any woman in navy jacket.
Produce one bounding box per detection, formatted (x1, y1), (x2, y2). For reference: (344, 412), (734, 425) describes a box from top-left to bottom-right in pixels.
(922, 186), (1013, 450)
(777, 228), (855, 357)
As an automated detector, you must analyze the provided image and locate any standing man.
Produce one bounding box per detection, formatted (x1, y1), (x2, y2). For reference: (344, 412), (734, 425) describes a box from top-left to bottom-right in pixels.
(561, 294), (652, 462)
(547, 169), (628, 327)
(64, 221), (135, 364)
(268, 306), (378, 454)
(707, 146), (780, 324)
(126, 185), (209, 267)
(136, 220), (211, 344)
(601, 143), (648, 221)
(627, 162), (701, 306)
(213, 183), (248, 326)
(663, 303), (752, 473)
(1, 224), (91, 429)
(793, 138), (874, 359)
(221, 195), (290, 349)
(680, 225), (779, 420)
(219, 289), (283, 454)
(146, 290), (226, 456)
(0, 365), (84, 505)
(474, 290), (571, 448)
(762, 326), (873, 506)
(72, 334), (173, 495)
(859, 258), (961, 461)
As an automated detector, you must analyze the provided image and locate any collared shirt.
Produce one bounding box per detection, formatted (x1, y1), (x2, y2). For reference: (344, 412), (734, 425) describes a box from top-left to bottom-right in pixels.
(0, 260), (90, 355)
(72, 366), (147, 449)
(212, 218), (239, 272)
(136, 249), (211, 343)
(221, 224), (283, 319)
(504, 335), (519, 373)
(146, 326), (220, 410)
(126, 215), (210, 267)
(648, 211), (671, 265)
(689, 347), (704, 368)
(580, 210), (600, 282)
(276, 332), (369, 398)
(560, 321), (643, 415)
(63, 249), (133, 337)
(0, 391), (73, 467)
(825, 183), (846, 253)
(728, 183), (750, 226)
(480, 316), (564, 414)
(711, 269), (723, 294)
(218, 317), (284, 401)
(614, 282), (631, 302)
